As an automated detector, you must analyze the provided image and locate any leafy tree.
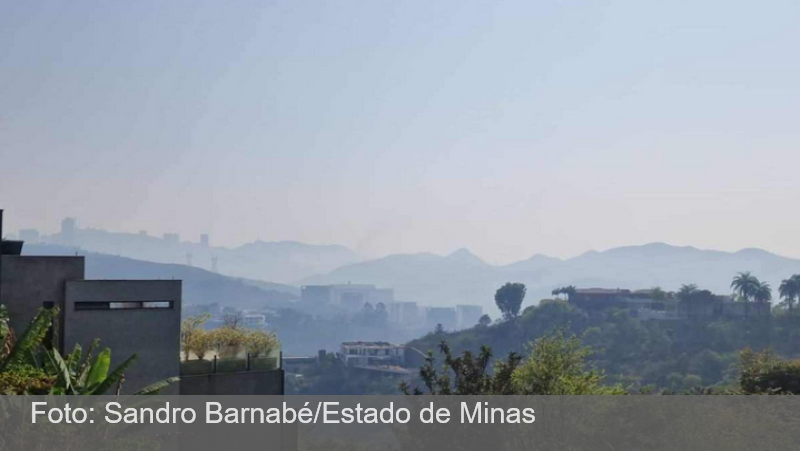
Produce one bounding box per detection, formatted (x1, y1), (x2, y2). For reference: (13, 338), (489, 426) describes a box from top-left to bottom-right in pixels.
(209, 327), (247, 358)
(511, 331), (624, 395)
(402, 333), (623, 395)
(739, 348), (800, 394)
(400, 341), (521, 395)
(650, 286), (667, 301)
(677, 285), (718, 318)
(244, 330), (279, 357)
(477, 314), (492, 328)
(495, 282), (526, 320)
(181, 313), (211, 360)
(188, 329), (214, 360)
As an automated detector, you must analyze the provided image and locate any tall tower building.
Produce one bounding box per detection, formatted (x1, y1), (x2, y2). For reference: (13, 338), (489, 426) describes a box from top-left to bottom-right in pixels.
(61, 217), (77, 245)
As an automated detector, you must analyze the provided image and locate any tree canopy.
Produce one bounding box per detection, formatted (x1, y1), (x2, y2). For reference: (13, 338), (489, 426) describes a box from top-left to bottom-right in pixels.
(495, 282), (526, 320)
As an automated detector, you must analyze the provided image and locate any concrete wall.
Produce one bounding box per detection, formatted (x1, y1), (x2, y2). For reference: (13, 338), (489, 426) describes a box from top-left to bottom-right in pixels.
(179, 369), (284, 395)
(64, 280), (181, 394)
(0, 255), (84, 335)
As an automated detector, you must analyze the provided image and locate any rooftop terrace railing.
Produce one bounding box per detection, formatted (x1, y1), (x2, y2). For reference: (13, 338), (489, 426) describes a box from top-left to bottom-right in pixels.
(180, 349), (282, 376)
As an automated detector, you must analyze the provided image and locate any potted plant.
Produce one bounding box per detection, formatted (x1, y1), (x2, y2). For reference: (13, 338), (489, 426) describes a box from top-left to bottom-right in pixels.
(244, 330), (279, 358)
(210, 327), (245, 359)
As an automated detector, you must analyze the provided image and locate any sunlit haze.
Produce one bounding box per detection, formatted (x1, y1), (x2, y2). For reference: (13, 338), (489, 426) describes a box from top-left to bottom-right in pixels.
(2, 1), (800, 263)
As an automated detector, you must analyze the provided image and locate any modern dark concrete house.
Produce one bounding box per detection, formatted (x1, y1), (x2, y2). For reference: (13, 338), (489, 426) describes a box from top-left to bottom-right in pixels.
(0, 210), (182, 393)
(1, 209), (284, 395)
(568, 288), (658, 311)
(569, 286), (770, 320)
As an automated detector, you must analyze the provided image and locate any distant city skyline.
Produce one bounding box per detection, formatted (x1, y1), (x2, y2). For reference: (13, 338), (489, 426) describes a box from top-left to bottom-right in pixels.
(8, 215), (800, 265)
(2, 1), (800, 264)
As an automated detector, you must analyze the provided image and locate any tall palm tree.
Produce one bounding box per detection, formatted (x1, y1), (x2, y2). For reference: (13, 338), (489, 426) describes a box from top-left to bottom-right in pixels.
(731, 272), (761, 317)
(731, 272), (760, 301)
(779, 275), (800, 311)
(754, 281), (772, 303)
(678, 283), (698, 299)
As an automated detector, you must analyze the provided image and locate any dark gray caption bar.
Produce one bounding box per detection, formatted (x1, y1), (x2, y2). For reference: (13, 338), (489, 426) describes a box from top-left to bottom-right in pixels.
(1, 396), (798, 451)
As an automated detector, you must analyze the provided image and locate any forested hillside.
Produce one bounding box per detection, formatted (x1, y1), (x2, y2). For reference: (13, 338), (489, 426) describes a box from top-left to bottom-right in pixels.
(408, 300), (800, 391)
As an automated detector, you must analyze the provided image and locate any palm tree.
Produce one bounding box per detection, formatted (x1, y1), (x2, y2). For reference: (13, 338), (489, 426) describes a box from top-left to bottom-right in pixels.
(779, 275), (800, 311)
(731, 272), (761, 318)
(754, 281), (772, 303)
(678, 283), (698, 299)
(731, 272), (760, 300)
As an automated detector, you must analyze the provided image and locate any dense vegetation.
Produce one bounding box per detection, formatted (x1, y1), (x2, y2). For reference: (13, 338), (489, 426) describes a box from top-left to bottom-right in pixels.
(401, 331), (625, 395)
(286, 353), (401, 395)
(181, 312), (279, 360)
(409, 297), (800, 392)
(0, 305), (174, 395)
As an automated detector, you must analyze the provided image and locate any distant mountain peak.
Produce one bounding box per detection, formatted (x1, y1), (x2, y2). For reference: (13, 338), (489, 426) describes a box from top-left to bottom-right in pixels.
(584, 242), (701, 257)
(735, 247), (776, 257)
(503, 252), (561, 271)
(445, 248), (487, 265)
(526, 253), (560, 261)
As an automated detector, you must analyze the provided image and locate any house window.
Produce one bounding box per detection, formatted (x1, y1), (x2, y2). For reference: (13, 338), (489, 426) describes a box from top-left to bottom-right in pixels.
(75, 301), (174, 311)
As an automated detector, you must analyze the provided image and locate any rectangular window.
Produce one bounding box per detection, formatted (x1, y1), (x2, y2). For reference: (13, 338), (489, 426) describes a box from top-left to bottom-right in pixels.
(75, 301), (173, 311)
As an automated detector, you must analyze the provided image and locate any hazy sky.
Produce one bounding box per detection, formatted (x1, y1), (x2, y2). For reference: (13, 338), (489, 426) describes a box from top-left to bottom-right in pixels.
(2, 0), (800, 264)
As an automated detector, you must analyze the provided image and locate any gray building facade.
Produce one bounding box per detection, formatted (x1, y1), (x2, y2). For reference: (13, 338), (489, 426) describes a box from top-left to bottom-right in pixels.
(0, 254), (182, 393)
(63, 279), (181, 392)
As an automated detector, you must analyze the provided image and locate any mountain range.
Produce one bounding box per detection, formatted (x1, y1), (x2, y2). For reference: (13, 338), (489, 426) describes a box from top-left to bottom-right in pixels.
(302, 243), (800, 313)
(30, 226), (361, 283)
(21, 235), (800, 317)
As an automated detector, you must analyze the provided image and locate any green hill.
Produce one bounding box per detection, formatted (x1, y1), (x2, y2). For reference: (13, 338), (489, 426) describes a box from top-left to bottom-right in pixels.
(407, 300), (800, 392)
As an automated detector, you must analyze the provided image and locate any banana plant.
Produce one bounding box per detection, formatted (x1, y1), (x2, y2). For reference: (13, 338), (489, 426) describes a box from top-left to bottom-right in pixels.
(0, 306), (55, 372)
(0, 305), (11, 359)
(46, 340), (178, 395)
(1, 306), (177, 394)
